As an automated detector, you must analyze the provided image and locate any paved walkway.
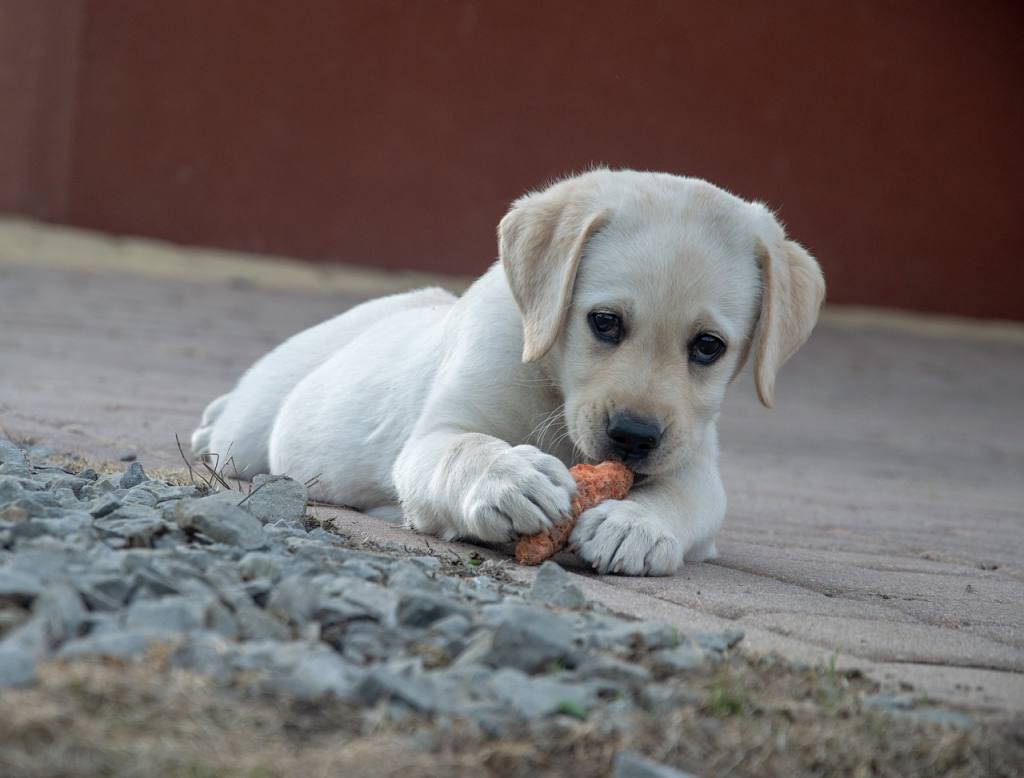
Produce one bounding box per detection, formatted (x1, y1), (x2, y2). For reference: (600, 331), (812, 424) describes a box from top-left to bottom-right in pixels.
(2, 220), (1022, 711)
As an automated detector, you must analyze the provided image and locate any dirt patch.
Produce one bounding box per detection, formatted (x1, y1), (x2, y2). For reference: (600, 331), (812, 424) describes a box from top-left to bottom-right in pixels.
(1, 651), (1019, 778)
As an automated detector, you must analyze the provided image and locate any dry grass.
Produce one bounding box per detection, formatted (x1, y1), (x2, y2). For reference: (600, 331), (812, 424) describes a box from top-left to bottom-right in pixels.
(0, 650), (1019, 778)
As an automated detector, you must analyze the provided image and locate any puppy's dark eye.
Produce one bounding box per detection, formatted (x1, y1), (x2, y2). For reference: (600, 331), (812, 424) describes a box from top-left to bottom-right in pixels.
(689, 333), (726, 365)
(588, 311), (624, 343)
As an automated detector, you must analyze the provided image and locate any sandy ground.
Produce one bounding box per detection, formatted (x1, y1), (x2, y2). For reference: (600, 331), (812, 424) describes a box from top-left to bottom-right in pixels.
(1, 219), (1022, 712)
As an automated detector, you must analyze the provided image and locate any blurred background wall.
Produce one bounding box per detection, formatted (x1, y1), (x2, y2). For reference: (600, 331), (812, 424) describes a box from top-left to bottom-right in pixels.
(2, 0), (1021, 319)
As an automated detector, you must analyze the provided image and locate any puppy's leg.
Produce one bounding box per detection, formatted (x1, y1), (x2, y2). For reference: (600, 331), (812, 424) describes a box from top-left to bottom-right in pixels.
(570, 458), (726, 576)
(394, 431), (576, 543)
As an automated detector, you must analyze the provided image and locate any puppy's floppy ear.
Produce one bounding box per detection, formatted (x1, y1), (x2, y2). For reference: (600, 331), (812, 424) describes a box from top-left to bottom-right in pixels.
(499, 178), (609, 362)
(750, 206), (826, 408)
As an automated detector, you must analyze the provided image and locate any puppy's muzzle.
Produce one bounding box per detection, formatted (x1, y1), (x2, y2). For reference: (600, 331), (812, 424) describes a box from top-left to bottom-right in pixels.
(606, 413), (662, 464)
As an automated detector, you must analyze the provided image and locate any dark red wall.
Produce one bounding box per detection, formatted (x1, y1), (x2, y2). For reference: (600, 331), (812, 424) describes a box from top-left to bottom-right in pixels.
(4, 1), (1023, 318)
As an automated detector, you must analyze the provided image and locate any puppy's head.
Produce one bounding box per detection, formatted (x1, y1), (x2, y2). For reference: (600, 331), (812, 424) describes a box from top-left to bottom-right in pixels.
(500, 169), (824, 474)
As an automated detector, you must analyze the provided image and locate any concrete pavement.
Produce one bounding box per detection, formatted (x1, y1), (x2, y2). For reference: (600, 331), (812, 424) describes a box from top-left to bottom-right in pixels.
(2, 219), (1022, 711)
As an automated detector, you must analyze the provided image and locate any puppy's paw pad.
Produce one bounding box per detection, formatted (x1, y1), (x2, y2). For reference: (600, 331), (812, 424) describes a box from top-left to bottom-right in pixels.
(571, 501), (682, 576)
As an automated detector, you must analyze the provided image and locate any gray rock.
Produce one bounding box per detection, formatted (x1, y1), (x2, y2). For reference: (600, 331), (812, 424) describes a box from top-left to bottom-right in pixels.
(121, 487), (158, 507)
(334, 620), (390, 664)
(266, 647), (359, 700)
(230, 641), (359, 700)
(355, 665), (440, 712)
(31, 513), (93, 538)
(238, 552), (283, 582)
(78, 572), (134, 610)
(235, 604), (293, 641)
(694, 628), (744, 654)
(0, 440), (27, 466)
(39, 471), (90, 496)
(174, 494), (267, 550)
(388, 558), (436, 591)
(490, 667), (593, 719)
(57, 631), (156, 660)
(268, 575), (324, 627)
(337, 559), (385, 582)
(332, 578), (398, 625)
(612, 751), (697, 778)
(32, 583), (88, 648)
(0, 604), (31, 634)
(119, 462), (149, 489)
(88, 494), (122, 518)
(3, 584), (88, 655)
(585, 616), (681, 653)
(528, 561), (586, 609)
(0, 569), (42, 607)
(168, 633), (238, 682)
(0, 475), (24, 504)
(125, 594), (238, 637)
(408, 555), (443, 572)
(576, 654), (652, 686)
(95, 508), (169, 547)
(0, 642), (36, 687)
(460, 575), (503, 603)
(0, 462), (32, 478)
(649, 644), (706, 675)
(396, 591), (470, 628)
(1, 496), (49, 521)
(430, 613), (472, 641)
(482, 604), (577, 673)
(240, 475), (307, 524)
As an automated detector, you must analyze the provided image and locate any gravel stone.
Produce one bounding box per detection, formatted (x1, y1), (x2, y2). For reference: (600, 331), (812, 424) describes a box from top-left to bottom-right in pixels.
(240, 475), (307, 524)
(337, 559), (385, 582)
(649, 644), (707, 675)
(235, 604), (293, 641)
(88, 494), (122, 518)
(528, 561), (586, 609)
(356, 665), (441, 712)
(0, 569), (42, 607)
(0, 642), (36, 687)
(57, 631), (157, 660)
(268, 575), (324, 627)
(0, 476), (24, 503)
(174, 494), (267, 550)
(481, 604), (578, 673)
(490, 667), (593, 719)
(0, 440), (27, 466)
(613, 752), (697, 778)
(576, 654), (652, 686)
(125, 594), (238, 637)
(238, 552), (284, 582)
(396, 591), (470, 628)
(584, 616), (681, 653)
(695, 628), (744, 655)
(119, 462), (149, 489)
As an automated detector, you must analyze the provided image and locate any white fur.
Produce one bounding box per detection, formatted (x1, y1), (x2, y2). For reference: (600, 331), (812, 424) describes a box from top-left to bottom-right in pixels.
(192, 169), (824, 576)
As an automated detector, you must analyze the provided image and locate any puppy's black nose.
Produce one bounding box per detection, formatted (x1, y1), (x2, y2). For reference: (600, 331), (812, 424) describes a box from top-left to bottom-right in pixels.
(606, 414), (662, 462)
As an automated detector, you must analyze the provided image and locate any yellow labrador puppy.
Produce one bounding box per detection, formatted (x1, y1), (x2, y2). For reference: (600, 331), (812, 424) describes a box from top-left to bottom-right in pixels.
(192, 169), (824, 575)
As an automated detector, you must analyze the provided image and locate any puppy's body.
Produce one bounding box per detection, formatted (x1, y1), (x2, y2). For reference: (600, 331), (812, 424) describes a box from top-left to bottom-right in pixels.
(193, 170), (824, 575)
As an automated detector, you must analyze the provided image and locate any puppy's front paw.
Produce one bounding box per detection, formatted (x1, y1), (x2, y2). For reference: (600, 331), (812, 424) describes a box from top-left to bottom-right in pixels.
(462, 445), (575, 542)
(571, 500), (682, 576)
